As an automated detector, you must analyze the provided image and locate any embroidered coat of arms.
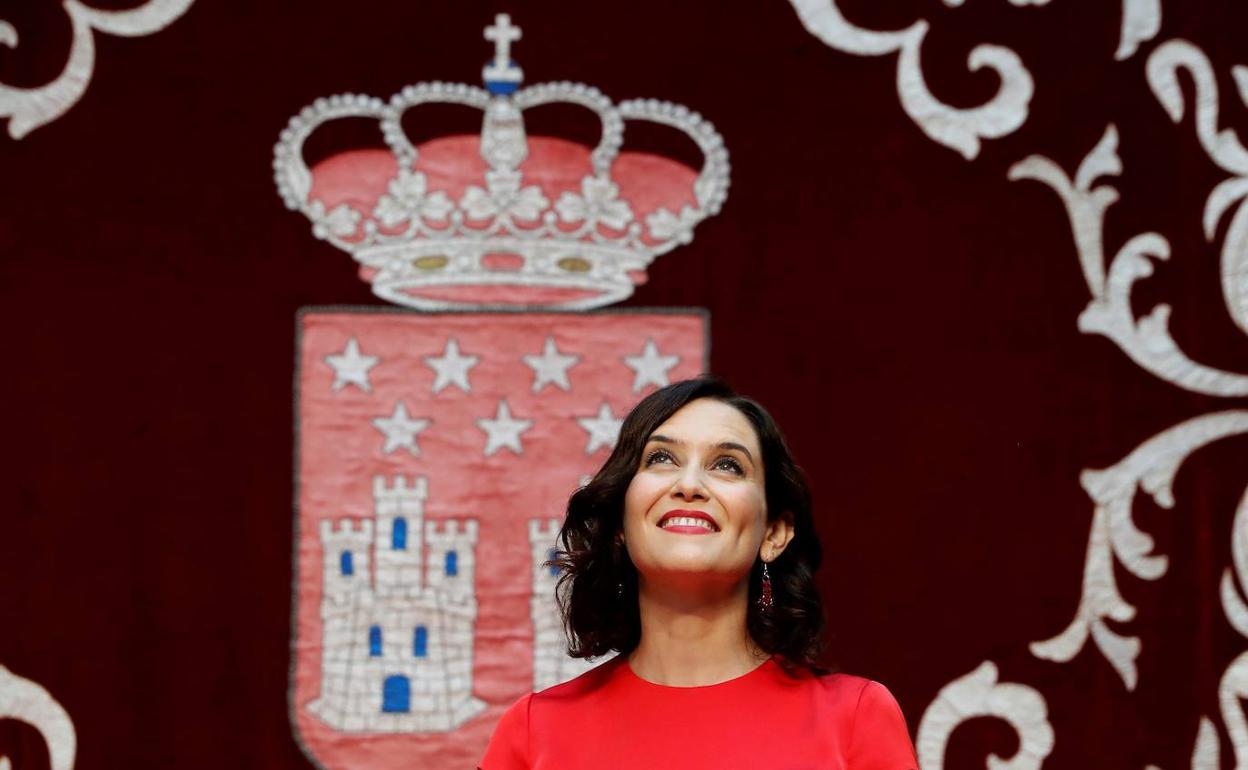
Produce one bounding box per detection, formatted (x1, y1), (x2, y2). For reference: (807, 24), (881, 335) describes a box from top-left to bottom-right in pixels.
(274, 14), (728, 768)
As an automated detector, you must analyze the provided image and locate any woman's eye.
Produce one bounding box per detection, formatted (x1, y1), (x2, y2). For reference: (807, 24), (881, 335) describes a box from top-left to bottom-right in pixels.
(713, 457), (743, 474)
(645, 449), (673, 466)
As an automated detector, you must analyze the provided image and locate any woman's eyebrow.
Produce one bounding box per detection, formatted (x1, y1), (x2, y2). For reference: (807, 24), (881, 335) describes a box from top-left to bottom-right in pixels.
(717, 441), (755, 464)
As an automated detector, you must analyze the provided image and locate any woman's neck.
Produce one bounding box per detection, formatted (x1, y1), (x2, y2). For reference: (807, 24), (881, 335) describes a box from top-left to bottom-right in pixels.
(628, 578), (767, 687)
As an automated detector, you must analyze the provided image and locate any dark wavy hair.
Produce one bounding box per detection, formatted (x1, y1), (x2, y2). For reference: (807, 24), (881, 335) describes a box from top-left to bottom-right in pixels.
(554, 376), (828, 673)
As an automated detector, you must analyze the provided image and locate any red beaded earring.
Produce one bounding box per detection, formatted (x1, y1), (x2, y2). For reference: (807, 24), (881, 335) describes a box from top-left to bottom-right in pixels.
(758, 561), (774, 611)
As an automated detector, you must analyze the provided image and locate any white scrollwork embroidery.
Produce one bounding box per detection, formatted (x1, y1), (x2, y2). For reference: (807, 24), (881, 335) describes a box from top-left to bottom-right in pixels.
(1027, 412), (1248, 690)
(1117, 0), (1162, 61)
(1190, 718), (1219, 769)
(1223, 488), (1248, 640)
(1010, 125), (1248, 396)
(0, 665), (77, 770)
(786, 0), (1034, 160)
(1146, 40), (1248, 337)
(1010, 37), (1248, 768)
(1190, 486), (1248, 769)
(0, 0), (195, 140)
(915, 661), (1055, 770)
(942, 0), (1051, 6)
(930, 0), (1160, 60)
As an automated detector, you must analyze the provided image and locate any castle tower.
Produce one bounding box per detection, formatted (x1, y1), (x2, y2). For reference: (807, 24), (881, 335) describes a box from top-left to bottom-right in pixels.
(310, 481), (485, 733)
(528, 518), (598, 691)
(424, 519), (478, 602)
(311, 518), (377, 728)
(424, 518), (481, 724)
(320, 518), (375, 605)
(373, 475), (428, 598)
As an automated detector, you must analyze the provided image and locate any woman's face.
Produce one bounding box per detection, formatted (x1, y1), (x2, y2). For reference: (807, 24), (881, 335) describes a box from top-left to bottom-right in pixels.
(622, 398), (782, 588)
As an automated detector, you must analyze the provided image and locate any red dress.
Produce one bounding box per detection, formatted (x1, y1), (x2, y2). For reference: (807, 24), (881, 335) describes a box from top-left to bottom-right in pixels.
(480, 657), (918, 769)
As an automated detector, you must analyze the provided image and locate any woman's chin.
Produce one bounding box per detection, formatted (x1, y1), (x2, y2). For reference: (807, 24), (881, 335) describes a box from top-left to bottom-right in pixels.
(641, 552), (748, 583)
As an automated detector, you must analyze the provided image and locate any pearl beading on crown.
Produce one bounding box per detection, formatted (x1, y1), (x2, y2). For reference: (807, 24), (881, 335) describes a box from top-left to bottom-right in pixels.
(272, 14), (730, 311)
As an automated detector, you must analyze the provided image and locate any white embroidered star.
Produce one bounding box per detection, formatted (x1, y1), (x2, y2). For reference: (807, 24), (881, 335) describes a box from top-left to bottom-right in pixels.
(476, 399), (534, 457)
(324, 336), (380, 392)
(371, 401), (431, 455)
(577, 402), (623, 455)
(523, 336), (580, 392)
(622, 338), (680, 393)
(424, 337), (480, 394)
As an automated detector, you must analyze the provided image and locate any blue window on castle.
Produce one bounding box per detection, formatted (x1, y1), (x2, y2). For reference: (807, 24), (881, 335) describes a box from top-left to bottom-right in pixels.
(368, 625), (382, 657)
(547, 548), (560, 576)
(339, 551), (354, 576)
(392, 517), (408, 550)
(413, 626), (428, 657)
(445, 550), (458, 577)
(382, 675), (411, 713)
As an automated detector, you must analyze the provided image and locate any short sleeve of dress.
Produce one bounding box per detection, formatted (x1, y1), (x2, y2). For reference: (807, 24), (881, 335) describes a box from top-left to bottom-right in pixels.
(479, 693), (532, 770)
(847, 681), (918, 770)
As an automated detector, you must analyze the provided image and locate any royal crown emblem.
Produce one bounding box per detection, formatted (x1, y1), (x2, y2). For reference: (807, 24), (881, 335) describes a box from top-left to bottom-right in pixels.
(273, 14), (730, 311)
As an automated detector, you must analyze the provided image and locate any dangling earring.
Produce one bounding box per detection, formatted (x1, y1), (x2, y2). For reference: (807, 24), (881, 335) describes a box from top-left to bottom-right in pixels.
(758, 561), (773, 611)
(613, 537), (627, 600)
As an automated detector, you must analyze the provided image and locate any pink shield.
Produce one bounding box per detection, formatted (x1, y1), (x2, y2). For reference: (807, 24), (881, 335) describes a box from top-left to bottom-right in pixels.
(292, 308), (707, 769)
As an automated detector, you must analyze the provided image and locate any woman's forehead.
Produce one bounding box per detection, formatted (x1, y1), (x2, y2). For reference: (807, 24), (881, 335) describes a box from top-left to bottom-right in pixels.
(649, 399), (759, 449)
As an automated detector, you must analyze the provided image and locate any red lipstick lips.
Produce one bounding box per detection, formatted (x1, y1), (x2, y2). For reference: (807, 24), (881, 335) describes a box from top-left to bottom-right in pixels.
(657, 509), (719, 534)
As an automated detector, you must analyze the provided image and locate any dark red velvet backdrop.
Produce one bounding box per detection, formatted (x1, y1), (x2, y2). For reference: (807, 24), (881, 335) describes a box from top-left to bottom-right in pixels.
(1, 0), (1245, 767)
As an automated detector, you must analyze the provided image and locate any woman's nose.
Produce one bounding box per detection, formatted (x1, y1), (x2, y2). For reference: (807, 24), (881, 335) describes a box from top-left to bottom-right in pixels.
(670, 465), (708, 500)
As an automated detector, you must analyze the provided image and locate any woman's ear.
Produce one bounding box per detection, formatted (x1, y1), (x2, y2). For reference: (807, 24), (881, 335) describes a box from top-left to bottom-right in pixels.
(760, 512), (795, 562)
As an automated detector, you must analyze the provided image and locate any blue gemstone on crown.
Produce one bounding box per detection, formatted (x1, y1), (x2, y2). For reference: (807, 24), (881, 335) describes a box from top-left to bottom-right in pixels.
(485, 70), (522, 96)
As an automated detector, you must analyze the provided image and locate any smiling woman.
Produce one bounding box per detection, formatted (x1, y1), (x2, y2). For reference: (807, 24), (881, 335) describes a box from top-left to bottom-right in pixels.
(480, 377), (918, 770)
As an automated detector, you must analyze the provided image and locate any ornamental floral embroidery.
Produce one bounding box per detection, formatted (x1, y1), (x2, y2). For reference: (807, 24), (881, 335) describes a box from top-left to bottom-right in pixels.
(0, 0), (196, 140)
(309, 200), (362, 240)
(555, 175), (634, 231)
(372, 170), (454, 228)
(1006, 36), (1248, 767)
(460, 170), (549, 224)
(645, 206), (701, 244)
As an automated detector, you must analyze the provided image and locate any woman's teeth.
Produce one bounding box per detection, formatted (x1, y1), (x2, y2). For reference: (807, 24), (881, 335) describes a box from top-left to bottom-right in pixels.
(661, 516), (716, 531)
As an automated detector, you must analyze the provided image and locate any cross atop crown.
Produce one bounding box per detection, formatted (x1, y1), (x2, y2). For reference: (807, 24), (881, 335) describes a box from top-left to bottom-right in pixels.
(482, 13), (523, 95)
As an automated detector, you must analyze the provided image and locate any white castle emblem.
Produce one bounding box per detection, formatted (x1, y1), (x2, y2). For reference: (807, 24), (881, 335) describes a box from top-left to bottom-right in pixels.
(310, 476), (599, 732)
(310, 475), (484, 732)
